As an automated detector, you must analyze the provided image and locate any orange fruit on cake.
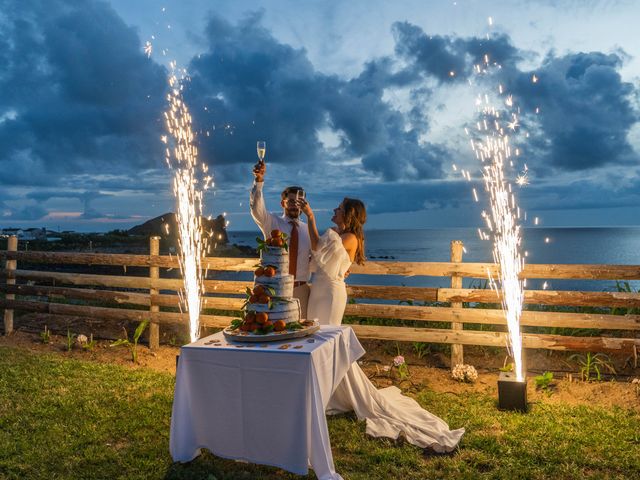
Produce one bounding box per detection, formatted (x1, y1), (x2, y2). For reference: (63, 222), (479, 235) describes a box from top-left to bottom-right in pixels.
(273, 320), (286, 332)
(256, 312), (268, 324)
(271, 229), (282, 239)
(240, 322), (251, 332)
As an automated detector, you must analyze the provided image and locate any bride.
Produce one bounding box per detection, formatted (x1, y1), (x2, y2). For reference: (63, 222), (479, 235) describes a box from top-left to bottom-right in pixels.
(303, 197), (366, 326)
(298, 197), (465, 453)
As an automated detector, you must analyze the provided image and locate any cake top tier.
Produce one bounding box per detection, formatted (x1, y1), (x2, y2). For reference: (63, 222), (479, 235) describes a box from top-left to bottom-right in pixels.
(257, 229), (289, 252)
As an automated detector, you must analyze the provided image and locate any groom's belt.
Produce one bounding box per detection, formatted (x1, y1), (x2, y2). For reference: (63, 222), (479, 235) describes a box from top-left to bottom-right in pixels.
(293, 281), (308, 287)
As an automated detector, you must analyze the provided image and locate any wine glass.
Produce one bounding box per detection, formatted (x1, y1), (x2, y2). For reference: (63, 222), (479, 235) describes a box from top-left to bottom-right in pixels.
(256, 141), (266, 163)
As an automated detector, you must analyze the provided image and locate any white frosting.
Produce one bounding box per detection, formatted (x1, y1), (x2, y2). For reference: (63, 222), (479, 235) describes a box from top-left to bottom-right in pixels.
(246, 245), (300, 325)
(254, 273), (294, 298)
(247, 298), (301, 323)
(260, 246), (289, 273)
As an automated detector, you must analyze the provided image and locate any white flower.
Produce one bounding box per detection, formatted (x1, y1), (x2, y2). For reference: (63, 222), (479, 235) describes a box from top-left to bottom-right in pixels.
(464, 365), (478, 382)
(382, 365), (391, 372)
(452, 364), (478, 383)
(76, 334), (88, 345)
(393, 355), (405, 367)
(452, 364), (466, 382)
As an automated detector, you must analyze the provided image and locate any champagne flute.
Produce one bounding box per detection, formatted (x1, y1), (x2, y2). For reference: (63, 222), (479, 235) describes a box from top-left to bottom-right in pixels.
(295, 190), (305, 211)
(257, 141), (266, 164)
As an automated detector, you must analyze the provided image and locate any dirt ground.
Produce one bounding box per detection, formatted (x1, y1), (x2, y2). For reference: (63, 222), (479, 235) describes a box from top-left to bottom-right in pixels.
(2, 327), (639, 413)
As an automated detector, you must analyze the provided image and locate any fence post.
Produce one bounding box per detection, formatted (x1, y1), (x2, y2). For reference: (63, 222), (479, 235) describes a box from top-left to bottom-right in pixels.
(450, 240), (464, 368)
(3, 235), (18, 335)
(149, 236), (160, 350)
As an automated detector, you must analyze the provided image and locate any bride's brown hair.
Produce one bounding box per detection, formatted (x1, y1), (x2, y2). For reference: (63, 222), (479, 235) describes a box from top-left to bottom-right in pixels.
(342, 198), (367, 265)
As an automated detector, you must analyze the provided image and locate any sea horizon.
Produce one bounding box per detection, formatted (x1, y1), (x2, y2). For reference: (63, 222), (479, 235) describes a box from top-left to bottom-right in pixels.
(226, 226), (640, 293)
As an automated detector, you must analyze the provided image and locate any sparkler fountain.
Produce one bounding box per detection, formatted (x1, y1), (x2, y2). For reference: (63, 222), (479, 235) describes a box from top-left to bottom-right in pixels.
(163, 65), (212, 343)
(466, 40), (529, 411)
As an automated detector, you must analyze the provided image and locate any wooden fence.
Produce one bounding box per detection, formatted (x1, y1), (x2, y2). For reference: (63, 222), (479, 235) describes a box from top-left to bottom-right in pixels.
(1, 236), (640, 367)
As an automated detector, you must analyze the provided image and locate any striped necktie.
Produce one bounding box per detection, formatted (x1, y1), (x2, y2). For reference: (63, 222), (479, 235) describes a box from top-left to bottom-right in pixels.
(289, 221), (298, 278)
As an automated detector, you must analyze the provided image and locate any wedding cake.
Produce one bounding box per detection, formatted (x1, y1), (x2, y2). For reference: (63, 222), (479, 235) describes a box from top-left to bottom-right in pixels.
(237, 229), (302, 333)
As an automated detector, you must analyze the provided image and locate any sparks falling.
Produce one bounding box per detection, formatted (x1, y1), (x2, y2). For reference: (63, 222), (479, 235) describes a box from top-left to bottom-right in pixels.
(163, 67), (210, 342)
(466, 36), (527, 381)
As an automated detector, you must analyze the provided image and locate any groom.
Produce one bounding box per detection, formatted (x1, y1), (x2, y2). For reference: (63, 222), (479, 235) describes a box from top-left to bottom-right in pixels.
(250, 161), (311, 319)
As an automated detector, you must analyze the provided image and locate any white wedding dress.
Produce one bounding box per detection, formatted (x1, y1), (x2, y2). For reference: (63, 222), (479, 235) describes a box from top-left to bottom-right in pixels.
(308, 229), (465, 453)
(307, 229), (351, 326)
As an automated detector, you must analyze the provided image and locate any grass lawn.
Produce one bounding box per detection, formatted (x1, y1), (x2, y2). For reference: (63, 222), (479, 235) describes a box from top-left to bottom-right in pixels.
(0, 346), (639, 480)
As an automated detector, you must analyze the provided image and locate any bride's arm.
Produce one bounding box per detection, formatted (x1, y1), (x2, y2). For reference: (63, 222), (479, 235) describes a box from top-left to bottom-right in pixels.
(298, 199), (320, 250)
(340, 233), (358, 262)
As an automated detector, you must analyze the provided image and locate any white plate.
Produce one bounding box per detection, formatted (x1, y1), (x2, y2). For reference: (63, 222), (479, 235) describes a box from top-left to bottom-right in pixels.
(222, 321), (320, 343)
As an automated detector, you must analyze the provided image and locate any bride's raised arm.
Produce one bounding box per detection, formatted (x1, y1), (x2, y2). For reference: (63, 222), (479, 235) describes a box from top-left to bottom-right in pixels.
(298, 198), (320, 250)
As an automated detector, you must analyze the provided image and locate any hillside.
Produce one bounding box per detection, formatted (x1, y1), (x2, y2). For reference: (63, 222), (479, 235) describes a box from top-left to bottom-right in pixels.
(128, 212), (228, 244)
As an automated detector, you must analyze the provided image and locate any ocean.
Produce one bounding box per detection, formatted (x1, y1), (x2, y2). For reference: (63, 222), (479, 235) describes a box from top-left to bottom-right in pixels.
(227, 227), (640, 292)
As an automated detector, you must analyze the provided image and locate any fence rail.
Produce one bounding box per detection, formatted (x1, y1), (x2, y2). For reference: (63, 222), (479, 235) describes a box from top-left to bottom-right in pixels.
(2, 236), (639, 366)
(3, 250), (640, 279)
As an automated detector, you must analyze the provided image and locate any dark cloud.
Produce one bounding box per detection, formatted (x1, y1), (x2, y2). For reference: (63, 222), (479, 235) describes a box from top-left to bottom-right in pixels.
(3, 205), (49, 221)
(185, 11), (330, 168)
(0, 0), (168, 187)
(520, 175), (640, 211)
(504, 51), (639, 172)
(392, 22), (522, 82)
(185, 13), (448, 182)
(24, 189), (119, 220)
(390, 22), (639, 175)
(306, 179), (479, 215)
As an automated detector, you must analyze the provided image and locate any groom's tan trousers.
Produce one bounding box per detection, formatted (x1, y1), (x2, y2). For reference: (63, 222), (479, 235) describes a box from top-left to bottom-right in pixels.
(293, 283), (311, 320)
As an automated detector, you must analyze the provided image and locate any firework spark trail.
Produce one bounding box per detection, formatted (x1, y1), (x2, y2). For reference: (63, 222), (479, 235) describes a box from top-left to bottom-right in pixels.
(478, 134), (525, 382)
(163, 68), (210, 343)
(465, 45), (527, 382)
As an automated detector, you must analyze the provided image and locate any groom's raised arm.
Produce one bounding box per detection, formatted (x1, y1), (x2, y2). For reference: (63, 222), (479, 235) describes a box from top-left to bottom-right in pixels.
(249, 163), (273, 238)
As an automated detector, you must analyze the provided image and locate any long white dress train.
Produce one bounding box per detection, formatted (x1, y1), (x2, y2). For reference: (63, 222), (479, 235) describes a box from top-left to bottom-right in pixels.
(308, 229), (465, 453)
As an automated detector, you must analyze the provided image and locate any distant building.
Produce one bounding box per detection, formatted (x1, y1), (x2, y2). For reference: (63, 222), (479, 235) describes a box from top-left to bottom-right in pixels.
(1, 227), (47, 241)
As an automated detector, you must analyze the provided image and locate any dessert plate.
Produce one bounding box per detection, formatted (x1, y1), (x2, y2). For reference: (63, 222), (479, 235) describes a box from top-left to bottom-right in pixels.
(223, 320), (320, 343)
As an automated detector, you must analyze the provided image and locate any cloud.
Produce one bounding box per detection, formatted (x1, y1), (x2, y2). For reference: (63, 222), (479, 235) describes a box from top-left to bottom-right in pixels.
(388, 22), (639, 175)
(3, 205), (49, 221)
(0, 0), (168, 187)
(0, 4), (637, 226)
(185, 12), (450, 182)
(302, 178), (479, 215)
(520, 173), (640, 211)
(391, 22), (522, 82)
(504, 51), (639, 172)
(185, 11), (330, 168)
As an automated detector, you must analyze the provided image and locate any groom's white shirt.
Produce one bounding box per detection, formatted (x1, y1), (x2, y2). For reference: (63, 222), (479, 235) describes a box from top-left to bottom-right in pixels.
(250, 181), (311, 282)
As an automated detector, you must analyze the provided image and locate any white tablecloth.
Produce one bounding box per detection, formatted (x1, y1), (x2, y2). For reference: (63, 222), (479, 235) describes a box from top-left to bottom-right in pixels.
(170, 326), (365, 480)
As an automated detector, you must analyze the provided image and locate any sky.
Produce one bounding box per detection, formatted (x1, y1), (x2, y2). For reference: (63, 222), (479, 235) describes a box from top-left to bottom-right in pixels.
(1, 0), (639, 232)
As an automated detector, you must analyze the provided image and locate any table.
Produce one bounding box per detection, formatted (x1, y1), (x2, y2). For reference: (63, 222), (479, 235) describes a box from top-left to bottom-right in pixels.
(170, 325), (365, 480)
